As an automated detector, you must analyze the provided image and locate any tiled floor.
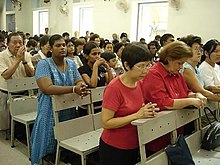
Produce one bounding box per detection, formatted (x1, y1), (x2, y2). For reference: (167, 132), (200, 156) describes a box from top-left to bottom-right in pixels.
(0, 131), (99, 165)
(0, 131), (30, 165)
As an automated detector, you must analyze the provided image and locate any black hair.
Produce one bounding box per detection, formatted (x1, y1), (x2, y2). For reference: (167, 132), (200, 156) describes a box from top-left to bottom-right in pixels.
(114, 42), (125, 54)
(62, 32), (70, 37)
(120, 32), (127, 39)
(101, 52), (116, 62)
(89, 34), (100, 41)
(26, 39), (37, 47)
(40, 35), (50, 48)
(103, 41), (113, 49)
(49, 34), (64, 47)
(203, 39), (220, 59)
(160, 33), (174, 46)
(0, 32), (5, 41)
(7, 32), (23, 45)
(83, 42), (99, 55)
(121, 44), (152, 71)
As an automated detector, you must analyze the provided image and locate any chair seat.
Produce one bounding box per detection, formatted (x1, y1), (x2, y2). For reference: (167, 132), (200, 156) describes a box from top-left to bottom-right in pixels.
(95, 128), (103, 133)
(60, 130), (102, 153)
(13, 112), (37, 124)
(193, 149), (220, 165)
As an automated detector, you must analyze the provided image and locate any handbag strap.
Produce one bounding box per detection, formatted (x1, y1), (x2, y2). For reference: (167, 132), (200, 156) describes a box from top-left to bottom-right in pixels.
(203, 106), (218, 125)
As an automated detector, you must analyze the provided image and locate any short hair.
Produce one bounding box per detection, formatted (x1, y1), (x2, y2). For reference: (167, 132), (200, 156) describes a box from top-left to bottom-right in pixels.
(7, 32), (23, 45)
(179, 35), (202, 47)
(103, 41), (113, 49)
(148, 41), (156, 49)
(40, 35), (50, 48)
(62, 32), (70, 37)
(83, 42), (99, 55)
(89, 34), (100, 41)
(49, 34), (64, 47)
(120, 32), (127, 39)
(160, 33), (174, 46)
(121, 44), (152, 71)
(114, 42), (125, 54)
(155, 35), (161, 40)
(203, 39), (220, 59)
(74, 38), (85, 46)
(159, 41), (193, 65)
(101, 52), (116, 62)
(26, 39), (37, 47)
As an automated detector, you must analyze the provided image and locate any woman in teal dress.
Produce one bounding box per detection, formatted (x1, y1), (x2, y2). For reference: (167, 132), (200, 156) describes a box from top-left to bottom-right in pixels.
(31, 34), (88, 165)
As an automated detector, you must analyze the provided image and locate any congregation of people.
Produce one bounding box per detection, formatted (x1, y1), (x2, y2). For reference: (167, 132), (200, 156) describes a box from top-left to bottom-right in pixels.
(1, 28), (220, 165)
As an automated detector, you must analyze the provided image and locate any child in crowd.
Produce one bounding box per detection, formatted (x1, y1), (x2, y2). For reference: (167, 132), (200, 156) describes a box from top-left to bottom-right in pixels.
(101, 52), (117, 78)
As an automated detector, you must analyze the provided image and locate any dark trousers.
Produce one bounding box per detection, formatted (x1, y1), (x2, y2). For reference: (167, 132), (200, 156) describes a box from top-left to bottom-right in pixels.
(99, 138), (139, 165)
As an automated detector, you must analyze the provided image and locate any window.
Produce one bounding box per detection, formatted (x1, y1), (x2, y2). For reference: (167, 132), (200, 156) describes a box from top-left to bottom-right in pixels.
(72, 4), (94, 37)
(33, 10), (48, 35)
(137, 1), (168, 41)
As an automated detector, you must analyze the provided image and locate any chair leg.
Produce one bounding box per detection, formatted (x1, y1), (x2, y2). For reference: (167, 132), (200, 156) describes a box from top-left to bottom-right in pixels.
(25, 123), (31, 158)
(55, 143), (61, 165)
(81, 154), (86, 165)
(11, 119), (15, 148)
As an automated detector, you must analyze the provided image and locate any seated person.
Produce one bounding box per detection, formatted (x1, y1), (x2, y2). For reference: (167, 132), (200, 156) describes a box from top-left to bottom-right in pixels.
(180, 35), (220, 101)
(101, 52), (117, 78)
(142, 41), (207, 153)
(199, 39), (220, 93)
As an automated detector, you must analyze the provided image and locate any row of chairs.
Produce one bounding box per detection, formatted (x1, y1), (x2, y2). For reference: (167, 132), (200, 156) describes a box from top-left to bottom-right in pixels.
(52, 87), (105, 165)
(131, 101), (220, 165)
(5, 77), (105, 165)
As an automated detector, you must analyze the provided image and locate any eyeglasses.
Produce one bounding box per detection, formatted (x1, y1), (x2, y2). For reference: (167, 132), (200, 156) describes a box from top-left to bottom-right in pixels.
(194, 47), (203, 53)
(134, 63), (152, 70)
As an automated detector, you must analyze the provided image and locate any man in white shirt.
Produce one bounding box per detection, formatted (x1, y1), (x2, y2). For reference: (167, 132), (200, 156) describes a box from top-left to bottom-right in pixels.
(0, 32), (34, 131)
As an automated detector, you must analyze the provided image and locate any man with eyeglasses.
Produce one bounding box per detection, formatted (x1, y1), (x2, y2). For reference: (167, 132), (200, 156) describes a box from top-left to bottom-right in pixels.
(0, 32), (34, 131)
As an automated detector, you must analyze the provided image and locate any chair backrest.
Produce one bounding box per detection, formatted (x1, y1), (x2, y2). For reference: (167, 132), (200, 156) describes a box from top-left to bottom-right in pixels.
(90, 86), (105, 103)
(6, 77), (38, 93)
(7, 77), (38, 116)
(93, 112), (102, 130)
(10, 96), (38, 116)
(52, 93), (93, 141)
(90, 86), (105, 114)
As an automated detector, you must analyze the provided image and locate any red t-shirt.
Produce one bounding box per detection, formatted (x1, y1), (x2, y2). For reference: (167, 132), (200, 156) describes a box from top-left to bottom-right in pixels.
(101, 77), (144, 149)
(142, 62), (190, 152)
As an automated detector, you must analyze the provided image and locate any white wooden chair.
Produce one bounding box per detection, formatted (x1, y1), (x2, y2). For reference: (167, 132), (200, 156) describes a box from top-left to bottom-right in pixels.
(7, 77), (38, 158)
(90, 86), (105, 114)
(132, 111), (177, 165)
(52, 93), (101, 165)
(191, 102), (220, 165)
(92, 112), (103, 134)
(132, 104), (220, 165)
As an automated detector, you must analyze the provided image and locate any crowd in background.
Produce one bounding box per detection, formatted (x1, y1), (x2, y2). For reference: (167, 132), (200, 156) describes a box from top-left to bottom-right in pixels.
(1, 29), (220, 165)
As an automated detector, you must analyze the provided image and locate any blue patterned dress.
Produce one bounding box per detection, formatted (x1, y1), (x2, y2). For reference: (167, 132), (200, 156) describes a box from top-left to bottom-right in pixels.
(30, 58), (81, 165)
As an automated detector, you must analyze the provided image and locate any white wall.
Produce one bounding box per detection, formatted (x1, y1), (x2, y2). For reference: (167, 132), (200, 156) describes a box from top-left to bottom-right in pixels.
(167, 0), (220, 42)
(15, 0), (32, 33)
(93, 0), (132, 40)
(1, 0), (220, 43)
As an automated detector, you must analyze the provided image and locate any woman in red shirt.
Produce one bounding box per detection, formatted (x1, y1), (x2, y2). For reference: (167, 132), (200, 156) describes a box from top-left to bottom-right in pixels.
(142, 41), (207, 153)
(99, 44), (159, 165)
